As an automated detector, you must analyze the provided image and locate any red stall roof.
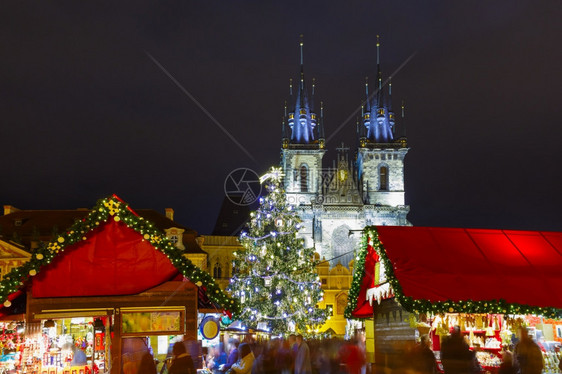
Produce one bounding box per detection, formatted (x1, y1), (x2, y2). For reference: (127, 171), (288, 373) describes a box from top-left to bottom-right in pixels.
(0, 195), (239, 317)
(350, 226), (562, 318)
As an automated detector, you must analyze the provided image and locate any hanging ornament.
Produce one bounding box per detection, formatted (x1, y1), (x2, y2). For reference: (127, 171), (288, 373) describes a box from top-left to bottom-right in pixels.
(275, 218), (284, 227)
(265, 277), (271, 286)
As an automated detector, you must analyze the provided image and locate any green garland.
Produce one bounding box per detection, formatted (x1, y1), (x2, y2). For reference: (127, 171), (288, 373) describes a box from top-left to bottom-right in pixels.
(344, 231), (370, 319)
(0, 195), (240, 317)
(346, 226), (562, 319)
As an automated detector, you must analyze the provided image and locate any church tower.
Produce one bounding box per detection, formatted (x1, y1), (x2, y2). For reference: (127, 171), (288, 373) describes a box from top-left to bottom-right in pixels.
(357, 36), (410, 224)
(273, 35), (411, 336)
(281, 35), (326, 206)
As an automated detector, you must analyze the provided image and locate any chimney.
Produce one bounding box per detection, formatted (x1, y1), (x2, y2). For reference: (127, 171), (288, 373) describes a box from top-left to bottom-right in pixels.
(165, 208), (174, 221)
(3, 205), (20, 216)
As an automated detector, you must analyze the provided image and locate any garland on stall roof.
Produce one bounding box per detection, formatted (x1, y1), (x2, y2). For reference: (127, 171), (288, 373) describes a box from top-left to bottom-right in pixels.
(0, 195), (240, 318)
(344, 230), (371, 319)
(346, 226), (562, 320)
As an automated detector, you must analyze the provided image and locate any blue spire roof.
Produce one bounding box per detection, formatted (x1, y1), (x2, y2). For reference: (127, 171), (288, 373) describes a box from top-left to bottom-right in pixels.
(286, 36), (319, 145)
(362, 36), (396, 144)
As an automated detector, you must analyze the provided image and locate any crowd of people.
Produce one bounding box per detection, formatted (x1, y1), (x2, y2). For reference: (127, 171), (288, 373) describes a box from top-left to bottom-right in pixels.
(393, 326), (549, 374)
(136, 325), (554, 374)
(204, 334), (367, 374)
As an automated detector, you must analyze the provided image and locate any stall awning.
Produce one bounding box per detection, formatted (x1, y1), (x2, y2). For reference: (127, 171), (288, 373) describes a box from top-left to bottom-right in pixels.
(0, 195), (240, 319)
(32, 219), (179, 298)
(348, 226), (562, 318)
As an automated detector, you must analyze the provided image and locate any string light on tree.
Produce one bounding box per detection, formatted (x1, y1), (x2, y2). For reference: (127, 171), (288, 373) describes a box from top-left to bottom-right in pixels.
(228, 167), (328, 335)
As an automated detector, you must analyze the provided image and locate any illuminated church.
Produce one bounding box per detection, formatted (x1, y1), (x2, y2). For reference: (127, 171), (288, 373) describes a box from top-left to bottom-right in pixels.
(206, 36), (412, 336)
(281, 36), (411, 270)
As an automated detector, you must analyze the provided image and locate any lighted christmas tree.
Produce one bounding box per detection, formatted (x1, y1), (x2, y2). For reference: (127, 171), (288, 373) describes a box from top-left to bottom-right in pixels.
(227, 167), (327, 335)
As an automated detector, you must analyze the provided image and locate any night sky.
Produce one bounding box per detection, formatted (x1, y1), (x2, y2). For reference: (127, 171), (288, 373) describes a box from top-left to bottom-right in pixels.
(1, 1), (561, 234)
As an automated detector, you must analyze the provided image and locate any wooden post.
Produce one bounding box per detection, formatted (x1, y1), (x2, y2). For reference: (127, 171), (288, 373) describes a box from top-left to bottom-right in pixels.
(110, 308), (122, 374)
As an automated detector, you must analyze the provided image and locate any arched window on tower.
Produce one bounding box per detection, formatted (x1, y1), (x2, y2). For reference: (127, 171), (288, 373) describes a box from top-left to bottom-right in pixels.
(213, 262), (222, 279)
(379, 165), (388, 191)
(300, 164), (309, 192)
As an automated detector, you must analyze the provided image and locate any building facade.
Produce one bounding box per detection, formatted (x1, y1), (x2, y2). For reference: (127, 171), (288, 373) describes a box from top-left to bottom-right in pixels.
(279, 37), (411, 335)
(204, 37), (412, 336)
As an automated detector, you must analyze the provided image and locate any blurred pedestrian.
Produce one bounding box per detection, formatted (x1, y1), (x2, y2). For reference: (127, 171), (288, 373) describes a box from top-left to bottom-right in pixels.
(514, 328), (543, 374)
(498, 348), (516, 374)
(339, 339), (366, 374)
(220, 338), (240, 373)
(138, 352), (157, 374)
(440, 326), (473, 374)
(410, 335), (437, 374)
(229, 343), (254, 374)
(295, 335), (312, 374)
(168, 342), (195, 374)
(252, 340), (276, 374)
(275, 338), (293, 374)
(207, 343), (227, 374)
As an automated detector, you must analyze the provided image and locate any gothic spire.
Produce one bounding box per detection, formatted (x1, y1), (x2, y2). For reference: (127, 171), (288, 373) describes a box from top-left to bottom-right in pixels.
(360, 35), (395, 144)
(318, 101), (325, 139)
(282, 101), (288, 140)
(286, 34), (318, 145)
(388, 76), (395, 131)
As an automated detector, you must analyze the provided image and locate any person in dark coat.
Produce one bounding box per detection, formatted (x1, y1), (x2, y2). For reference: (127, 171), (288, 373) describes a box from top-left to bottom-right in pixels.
(294, 335), (312, 374)
(498, 349), (517, 374)
(138, 352), (157, 374)
(410, 335), (438, 374)
(168, 342), (196, 374)
(440, 326), (474, 374)
(514, 328), (544, 374)
(220, 338), (240, 372)
(275, 338), (293, 374)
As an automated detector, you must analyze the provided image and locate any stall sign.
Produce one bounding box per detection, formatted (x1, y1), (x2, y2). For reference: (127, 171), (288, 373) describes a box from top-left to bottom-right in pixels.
(199, 316), (220, 340)
(122, 311), (181, 334)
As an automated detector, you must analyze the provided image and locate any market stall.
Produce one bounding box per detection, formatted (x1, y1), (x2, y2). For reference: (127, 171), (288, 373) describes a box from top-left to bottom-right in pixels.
(345, 226), (562, 372)
(0, 195), (239, 374)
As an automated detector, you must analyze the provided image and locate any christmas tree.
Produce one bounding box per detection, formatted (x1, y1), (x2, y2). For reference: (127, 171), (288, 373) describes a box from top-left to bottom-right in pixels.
(227, 167), (327, 335)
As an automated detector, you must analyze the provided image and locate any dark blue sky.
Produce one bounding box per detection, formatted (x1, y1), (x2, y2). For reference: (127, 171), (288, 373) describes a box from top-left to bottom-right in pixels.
(1, 1), (561, 233)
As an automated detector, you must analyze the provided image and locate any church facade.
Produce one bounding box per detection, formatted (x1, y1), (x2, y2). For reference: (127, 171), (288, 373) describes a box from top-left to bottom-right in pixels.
(280, 37), (412, 336)
(281, 37), (411, 269)
(204, 37), (413, 336)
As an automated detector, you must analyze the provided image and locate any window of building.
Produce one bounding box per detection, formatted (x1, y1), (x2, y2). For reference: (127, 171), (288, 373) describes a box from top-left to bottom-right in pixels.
(169, 235), (179, 244)
(337, 294), (348, 315)
(213, 263), (222, 279)
(379, 166), (388, 191)
(300, 165), (308, 192)
(321, 278), (327, 285)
